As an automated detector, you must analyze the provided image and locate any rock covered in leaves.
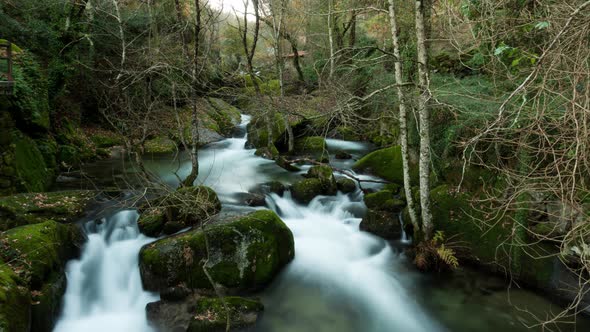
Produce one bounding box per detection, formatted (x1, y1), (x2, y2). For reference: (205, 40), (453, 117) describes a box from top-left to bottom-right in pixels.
(137, 186), (222, 237)
(0, 191), (96, 231)
(139, 210), (294, 293)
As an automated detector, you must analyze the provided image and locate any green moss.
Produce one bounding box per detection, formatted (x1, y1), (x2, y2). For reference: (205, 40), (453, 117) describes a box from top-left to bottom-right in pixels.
(144, 137), (177, 154)
(246, 112), (287, 149)
(13, 131), (51, 192)
(1, 220), (83, 288)
(0, 190), (95, 231)
(57, 145), (79, 166)
(353, 146), (416, 184)
(336, 178), (356, 193)
(293, 137), (327, 155)
(430, 185), (558, 287)
(0, 261), (31, 332)
(188, 296), (263, 332)
(35, 138), (58, 172)
(306, 165), (337, 195)
(255, 145), (279, 160)
(364, 190), (393, 209)
(207, 98), (241, 135)
(139, 210), (294, 292)
(90, 133), (123, 148)
(137, 209), (166, 237)
(360, 209), (402, 240)
(336, 126), (361, 141)
(30, 271), (66, 332)
(290, 178), (324, 204)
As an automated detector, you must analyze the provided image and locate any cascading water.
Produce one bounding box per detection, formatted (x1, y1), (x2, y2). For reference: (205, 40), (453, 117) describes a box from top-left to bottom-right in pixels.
(53, 210), (158, 332)
(55, 114), (439, 332)
(259, 192), (439, 332)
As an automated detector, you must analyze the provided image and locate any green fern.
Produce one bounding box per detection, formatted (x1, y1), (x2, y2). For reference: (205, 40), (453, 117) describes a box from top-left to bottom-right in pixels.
(436, 244), (459, 269)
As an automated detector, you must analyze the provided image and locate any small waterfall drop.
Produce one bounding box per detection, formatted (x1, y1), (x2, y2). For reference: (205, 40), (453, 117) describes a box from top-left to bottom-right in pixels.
(54, 210), (158, 332)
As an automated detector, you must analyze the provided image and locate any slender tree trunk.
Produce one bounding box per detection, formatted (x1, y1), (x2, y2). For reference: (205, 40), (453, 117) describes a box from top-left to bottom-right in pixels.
(182, 0), (203, 187)
(327, 0), (335, 79)
(415, 0), (433, 240)
(388, 0), (419, 238)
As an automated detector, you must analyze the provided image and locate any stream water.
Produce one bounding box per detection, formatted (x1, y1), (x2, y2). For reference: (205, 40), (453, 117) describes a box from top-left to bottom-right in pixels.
(54, 115), (590, 332)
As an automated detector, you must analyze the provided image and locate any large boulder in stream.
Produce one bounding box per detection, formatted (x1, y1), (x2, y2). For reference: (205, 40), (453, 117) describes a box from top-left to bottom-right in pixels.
(139, 210), (294, 293)
(291, 165), (337, 204)
(0, 220), (85, 331)
(137, 186), (222, 237)
(360, 187), (406, 240)
(353, 145), (417, 184)
(147, 295), (263, 332)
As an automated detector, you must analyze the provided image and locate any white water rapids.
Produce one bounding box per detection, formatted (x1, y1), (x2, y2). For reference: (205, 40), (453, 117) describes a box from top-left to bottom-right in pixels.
(54, 210), (158, 332)
(54, 114), (440, 332)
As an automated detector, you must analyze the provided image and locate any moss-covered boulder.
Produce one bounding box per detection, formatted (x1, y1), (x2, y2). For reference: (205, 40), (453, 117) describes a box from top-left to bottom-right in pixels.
(144, 137), (178, 154)
(353, 146), (416, 184)
(293, 136), (328, 161)
(246, 112), (287, 149)
(146, 295), (263, 332)
(430, 185), (563, 291)
(207, 98), (242, 135)
(188, 296), (263, 332)
(305, 165), (337, 195)
(255, 145), (279, 160)
(0, 191), (96, 231)
(137, 186), (222, 237)
(139, 210), (294, 292)
(336, 178), (356, 193)
(0, 262), (31, 332)
(364, 190), (405, 212)
(0, 220), (84, 331)
(1, 221), (84, 288)
(13, 131), (52, 193)
(249, 181), (286, 197)
(359, 209), (402, 240)
(290, 179), (324, 204)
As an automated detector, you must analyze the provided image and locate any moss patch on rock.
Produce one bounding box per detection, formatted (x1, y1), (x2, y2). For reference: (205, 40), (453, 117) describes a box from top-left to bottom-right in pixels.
(0, 191), (95, 231)
(1, 220), (84, 289)
(139, 210), (294, 292)
(13, 131), (52, 192)
(336, 178), (356, 193)
(293, 136), (328, 160)
(144, 137), (178, 154)
(188, 296), (263, 332)
(353, 145), (416, 184)
(0, 261), (31, 332)
(291, 178), (324, 204)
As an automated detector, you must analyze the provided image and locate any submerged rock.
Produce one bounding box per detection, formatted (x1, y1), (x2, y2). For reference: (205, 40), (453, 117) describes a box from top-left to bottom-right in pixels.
(139, 210), (294, 293)
(334, 150), (352, 160)
(249, 181), (286, 197)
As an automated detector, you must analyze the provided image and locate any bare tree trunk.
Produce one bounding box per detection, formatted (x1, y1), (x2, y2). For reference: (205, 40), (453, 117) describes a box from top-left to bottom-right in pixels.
(388, 0), (419, 238)
(415, 0), (433, 240)
(327, 0), (335, 80)
(182, 0), (203, 187)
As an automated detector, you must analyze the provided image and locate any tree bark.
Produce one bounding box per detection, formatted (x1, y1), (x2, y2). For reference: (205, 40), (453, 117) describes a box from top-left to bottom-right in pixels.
(182, 0), (203, 187)
(388, 0), (419, 238)
(415, 0), (433, 240)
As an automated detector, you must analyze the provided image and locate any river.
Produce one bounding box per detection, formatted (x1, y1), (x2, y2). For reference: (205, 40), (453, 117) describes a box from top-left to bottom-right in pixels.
(53, 115), (590, 332)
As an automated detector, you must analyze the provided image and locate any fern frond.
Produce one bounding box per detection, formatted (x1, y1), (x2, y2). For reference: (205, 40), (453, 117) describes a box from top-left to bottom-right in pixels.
(436, 245), (459, 269)
(415, 252), (428, 270)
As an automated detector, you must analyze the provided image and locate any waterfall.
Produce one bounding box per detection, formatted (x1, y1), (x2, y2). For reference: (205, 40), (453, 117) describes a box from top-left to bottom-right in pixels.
(53, 210), (158, 332)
